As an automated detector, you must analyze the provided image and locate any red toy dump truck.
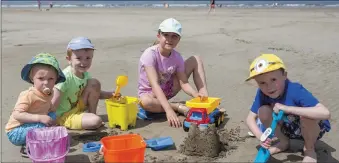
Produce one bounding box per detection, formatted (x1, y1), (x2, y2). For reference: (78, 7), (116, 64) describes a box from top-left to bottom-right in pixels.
(183, 97), (226, 132)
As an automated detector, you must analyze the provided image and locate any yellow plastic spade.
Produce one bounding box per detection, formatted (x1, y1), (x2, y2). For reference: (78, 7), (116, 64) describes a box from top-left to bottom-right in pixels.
(114, 75), (128, 98)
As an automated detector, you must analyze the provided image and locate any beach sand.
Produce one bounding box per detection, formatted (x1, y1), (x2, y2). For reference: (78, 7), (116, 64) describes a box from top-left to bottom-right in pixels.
(2, 7), (339, 162)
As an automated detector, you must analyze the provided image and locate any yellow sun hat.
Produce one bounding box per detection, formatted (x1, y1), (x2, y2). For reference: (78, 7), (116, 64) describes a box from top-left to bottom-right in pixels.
(245, 54), (286, 81)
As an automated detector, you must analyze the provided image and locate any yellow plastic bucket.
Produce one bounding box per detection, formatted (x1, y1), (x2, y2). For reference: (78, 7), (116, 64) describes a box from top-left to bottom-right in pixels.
(105, 96), (139, 131)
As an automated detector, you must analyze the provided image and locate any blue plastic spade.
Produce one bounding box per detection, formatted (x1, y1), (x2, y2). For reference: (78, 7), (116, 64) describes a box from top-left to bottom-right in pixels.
(83, 142), (102, 152)
(145, 137), (174, 151)
(254, 110), (286, 163)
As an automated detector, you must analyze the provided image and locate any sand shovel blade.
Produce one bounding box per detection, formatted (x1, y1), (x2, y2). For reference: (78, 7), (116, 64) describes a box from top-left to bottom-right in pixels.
(254, 148), (270, 163)
(145, 137), (174, 151)
(114, 75), (128, 97)
(253, 110), (285, 163)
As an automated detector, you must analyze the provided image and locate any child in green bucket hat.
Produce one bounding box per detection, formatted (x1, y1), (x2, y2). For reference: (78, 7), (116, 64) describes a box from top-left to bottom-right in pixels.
(5, 53), (66, 157)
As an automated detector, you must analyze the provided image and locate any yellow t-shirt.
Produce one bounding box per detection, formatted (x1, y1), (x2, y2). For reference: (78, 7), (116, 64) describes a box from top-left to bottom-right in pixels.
(5, 87), (53, 133)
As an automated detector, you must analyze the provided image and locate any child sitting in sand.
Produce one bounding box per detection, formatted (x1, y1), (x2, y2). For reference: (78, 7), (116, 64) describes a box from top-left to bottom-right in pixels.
(245, 54), (331, 162)
(5, 53), (66, 157)
(51, 37), (120, 130)
(138, 18), (209, 128)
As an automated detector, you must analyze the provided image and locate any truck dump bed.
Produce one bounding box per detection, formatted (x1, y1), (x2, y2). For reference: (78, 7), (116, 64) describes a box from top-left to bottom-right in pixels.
(186, 97), (221, 114)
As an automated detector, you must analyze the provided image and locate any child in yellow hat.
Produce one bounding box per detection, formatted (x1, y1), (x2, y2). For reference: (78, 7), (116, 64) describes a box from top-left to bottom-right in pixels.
(245, 54), (331, 162)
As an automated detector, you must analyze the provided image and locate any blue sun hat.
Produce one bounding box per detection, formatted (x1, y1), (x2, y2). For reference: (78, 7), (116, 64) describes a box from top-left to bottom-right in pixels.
(67, 37), (95, 50)
(21, 53), (66, 84)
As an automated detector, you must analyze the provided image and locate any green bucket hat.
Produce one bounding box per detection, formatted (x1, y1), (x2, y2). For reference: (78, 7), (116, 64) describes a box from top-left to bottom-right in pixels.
(21, 53), (66, 84)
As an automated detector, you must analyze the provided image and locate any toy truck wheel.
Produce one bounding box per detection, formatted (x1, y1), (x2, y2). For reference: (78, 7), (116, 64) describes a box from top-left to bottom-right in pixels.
(214, 115), (220, 127)
(183, 120), (189, 132)
(220, 112), (224, 122)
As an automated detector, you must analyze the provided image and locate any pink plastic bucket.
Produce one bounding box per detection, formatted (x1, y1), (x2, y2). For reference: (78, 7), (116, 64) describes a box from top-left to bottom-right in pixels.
(26, 126), (70, 163)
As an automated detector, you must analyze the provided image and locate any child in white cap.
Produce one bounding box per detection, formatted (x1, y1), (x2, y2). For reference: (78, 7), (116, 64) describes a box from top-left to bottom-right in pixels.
(137, 18), (209, 128)
(5, 53), (66, 157)
(51, 37), (119, 130)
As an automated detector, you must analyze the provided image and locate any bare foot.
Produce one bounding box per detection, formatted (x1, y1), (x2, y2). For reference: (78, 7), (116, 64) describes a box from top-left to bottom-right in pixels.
(303, 150), (317, 163)
(269, 140), (289, 155)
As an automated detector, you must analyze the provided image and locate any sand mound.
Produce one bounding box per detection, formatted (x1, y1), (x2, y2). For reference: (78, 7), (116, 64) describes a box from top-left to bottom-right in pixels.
(179, 123), (243, 158)
(179, 123), (221, 157)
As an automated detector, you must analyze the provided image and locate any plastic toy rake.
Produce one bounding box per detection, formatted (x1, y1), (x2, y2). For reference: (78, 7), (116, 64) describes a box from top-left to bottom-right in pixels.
(254, 110), (286, 163)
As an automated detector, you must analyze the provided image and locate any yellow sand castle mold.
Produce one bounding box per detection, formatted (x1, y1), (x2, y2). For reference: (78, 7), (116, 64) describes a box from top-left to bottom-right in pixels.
(105, 96), (139, 131)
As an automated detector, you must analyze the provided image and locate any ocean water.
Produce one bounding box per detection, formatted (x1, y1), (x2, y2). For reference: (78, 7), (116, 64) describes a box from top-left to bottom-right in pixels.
(2, 0), (339, 8)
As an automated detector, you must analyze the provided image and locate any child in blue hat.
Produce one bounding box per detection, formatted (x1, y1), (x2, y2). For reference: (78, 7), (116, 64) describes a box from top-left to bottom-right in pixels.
(5, 53), (66, 157)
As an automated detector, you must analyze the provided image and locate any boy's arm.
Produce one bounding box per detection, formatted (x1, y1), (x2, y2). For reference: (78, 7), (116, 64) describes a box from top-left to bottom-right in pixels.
(13, 111), (42, 123)
(12, 92), (43, 123)
(51, 87), (63, 112)
(246, 89), (263, 139)
(100, 91), (114, 99)
(278, 103), (330, 120)
(276, 84), (330, 120)
(246, 111), (262, 140)
(176, 71), (198, 97)
(86, 73), (113, 99)
(51, 78), (68, 111)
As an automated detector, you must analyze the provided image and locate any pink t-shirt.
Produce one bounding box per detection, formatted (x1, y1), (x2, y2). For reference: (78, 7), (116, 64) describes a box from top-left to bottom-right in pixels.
(138, 45), (185, 97)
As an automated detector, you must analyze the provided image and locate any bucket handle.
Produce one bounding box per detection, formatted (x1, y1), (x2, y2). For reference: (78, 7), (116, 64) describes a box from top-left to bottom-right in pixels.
(27, 135), (70, 162)
(99, 145), (104, 155)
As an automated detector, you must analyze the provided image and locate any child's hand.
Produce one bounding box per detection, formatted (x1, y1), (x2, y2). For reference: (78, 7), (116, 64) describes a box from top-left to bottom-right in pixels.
(112, 92), (121, 98)
(193, 92), (207, 101)
(260, 137), (272, 149)
(273, 103), (288, 114)
(39, 115), (54, 126)
(166, 110), (182, 128)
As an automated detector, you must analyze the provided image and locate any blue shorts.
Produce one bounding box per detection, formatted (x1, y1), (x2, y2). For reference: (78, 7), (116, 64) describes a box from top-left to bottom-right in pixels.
(280, 115), (330, 140)
(7, 112), (56, 146)
(137, 105), (166, 120)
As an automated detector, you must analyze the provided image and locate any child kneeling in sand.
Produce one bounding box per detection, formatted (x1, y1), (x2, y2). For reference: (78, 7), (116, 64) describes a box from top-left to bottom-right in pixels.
(52, 37), (120, 130)
(245, 54), (331, 162)
(5, 53), (66, 157)
(138, 18), (209, 128)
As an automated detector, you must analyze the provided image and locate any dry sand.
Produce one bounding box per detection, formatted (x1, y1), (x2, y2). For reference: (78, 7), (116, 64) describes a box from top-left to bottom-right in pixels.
(1, 7), (339, 162)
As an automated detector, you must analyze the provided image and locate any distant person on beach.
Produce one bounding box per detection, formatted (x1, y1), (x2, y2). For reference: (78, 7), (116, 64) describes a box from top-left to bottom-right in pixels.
(208, 0), (216, 14)
(51, 37), (120, 130)
(137, 18), (209, 128)
(37, 0), (41, 10)
(5, 53), (65, 157)
(49, 2), (53, 9)
(245, 54), (331, 162)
